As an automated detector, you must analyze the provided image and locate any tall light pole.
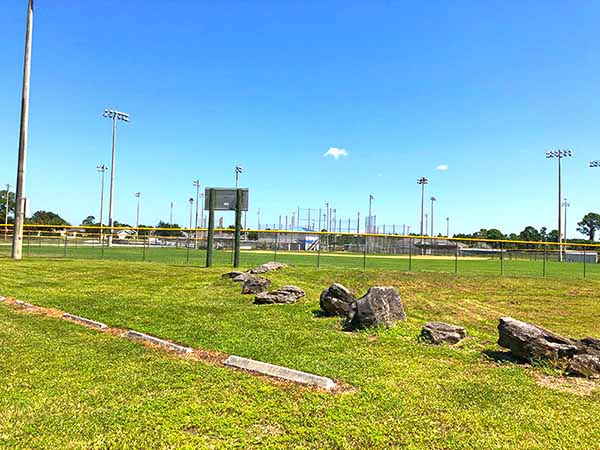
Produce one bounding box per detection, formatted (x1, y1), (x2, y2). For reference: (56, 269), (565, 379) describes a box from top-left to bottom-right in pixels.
(430, 196), (437, 237)
(417, 177), (429, 238)
(11, 0), (34, 260)
(368, 195), (374, 233)
(188, 198), (194, 229)
(563, 198), (570, 247)
(235, 165), (244, 229)
(170, 202), (174, 225)
(446, 217), (450, 238)
(193, 180), (200, 247)
(102, 109), (130, 247)
(235, 165), (243, 189)
(4, 184), (11, 240)
(546, 149), (573, 262)
(193, 180), (200, 229)
(97, 165), (107, 243)
(134, 192), (141, 229)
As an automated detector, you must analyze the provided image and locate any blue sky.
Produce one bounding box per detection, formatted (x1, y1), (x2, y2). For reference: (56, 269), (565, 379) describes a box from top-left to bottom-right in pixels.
(1, 1), (599, 236)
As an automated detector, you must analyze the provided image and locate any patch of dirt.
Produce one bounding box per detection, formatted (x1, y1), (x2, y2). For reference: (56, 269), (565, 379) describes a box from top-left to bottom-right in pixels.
(532, 372), (598, 396)
(252, 423), (283, 437)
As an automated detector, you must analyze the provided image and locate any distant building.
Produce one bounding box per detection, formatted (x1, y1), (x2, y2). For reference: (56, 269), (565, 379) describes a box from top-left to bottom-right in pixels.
(564, 251), (598, 264)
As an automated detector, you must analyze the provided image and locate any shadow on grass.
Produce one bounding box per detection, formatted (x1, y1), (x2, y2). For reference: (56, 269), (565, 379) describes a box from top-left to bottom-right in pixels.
(482, 349), (523, 364)
(311, 309), (334, 318)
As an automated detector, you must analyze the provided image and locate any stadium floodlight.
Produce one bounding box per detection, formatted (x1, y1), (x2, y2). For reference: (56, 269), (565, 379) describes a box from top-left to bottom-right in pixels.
(235, 165), (243, 189)
(97, 165), (108, 243)
(590, 160), (600, 168)
(368, 194), (374, 233)
(134, 192), (141, 230)
(430, 196), (437, 237)
(545, 149), (573, 262)
(417, 177), (429, 238)
(102, 109), (130, 122)
(103, 108), (130, 247)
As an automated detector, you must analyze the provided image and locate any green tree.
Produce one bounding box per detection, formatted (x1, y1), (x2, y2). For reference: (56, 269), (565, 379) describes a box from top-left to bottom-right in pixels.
(577, 212), (600, 241)
(0, 189), (15, 223)
(518, 226), (541, 248)
(81, 215), (96, 226)
(156, 221), (183, 237)
(27, 211), (70, 226)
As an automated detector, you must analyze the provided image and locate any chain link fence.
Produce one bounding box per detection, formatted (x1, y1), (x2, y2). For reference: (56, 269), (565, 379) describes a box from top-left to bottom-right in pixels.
(1, 225), (599, 279)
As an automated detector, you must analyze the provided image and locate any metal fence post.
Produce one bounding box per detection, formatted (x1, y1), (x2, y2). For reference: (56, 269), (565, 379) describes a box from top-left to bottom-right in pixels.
(64, 234), (67, 258)
(363, 234), (367, 270)
(206, 189), (215, 268)
(274, 232), (278, 261)
(454, 241), (458, 274)
(143, 236), (146, 262)
(584, 247), (587, 279)
(317, 233), (321, 268)
(543, 245), (547, 277)
(500, 242), (504, 276)
(408, 237), (413, 272)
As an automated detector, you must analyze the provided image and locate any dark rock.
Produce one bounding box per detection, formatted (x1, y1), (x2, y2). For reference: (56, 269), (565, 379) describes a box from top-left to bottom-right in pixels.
(567, 354), (600, 378)
(222, 271), (246, 280)
(248, 262), (287, 274)
(580, 337), (600, 354)
(421, 322), (467, 344)
(319, 283), (356, 317)
(241, 276), (271, 295)
(497, 317), (580, 362)
(232, 273), (251, 282)
(344, 287), (406, 330)
(254, 285), (305, 305)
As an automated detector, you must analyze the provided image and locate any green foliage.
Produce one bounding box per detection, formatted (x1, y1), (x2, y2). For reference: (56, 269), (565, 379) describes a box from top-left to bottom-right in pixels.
(156, 221), (184, 237)
(26, 211), (70, 229)
(0, 189), (15, 223)
(80, 215), (96, 226)
(577, 212), (600, 241)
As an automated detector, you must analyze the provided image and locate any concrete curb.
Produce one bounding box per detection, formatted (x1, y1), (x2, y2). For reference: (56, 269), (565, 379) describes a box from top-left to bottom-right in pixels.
(224, 355), (336, 390)
(15, 300), (34, 308)
(126, 330), (193, 354)
(63, 313), (108, 330)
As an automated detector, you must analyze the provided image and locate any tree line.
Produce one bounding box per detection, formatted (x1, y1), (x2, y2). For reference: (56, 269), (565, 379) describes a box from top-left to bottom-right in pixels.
(2, 186), (599, 242)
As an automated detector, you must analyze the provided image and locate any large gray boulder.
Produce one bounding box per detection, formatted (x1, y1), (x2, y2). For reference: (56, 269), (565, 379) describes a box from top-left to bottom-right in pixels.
(320, 283), (356, 317)
(248, 262), (287, 274)
(254, 285), (305, 305)
(497, 317), (580, 362)
(421, 322), (466, 344)
(221, 271), (248, 281)
(344, 287), (406, 330)
(567, 354), (600, 378)
(241, 276), (271, 295)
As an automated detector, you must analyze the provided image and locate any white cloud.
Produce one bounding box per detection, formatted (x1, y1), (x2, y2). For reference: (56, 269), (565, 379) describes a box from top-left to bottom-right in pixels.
(436, 164), (449, 171)
(323, 147), (348, 159)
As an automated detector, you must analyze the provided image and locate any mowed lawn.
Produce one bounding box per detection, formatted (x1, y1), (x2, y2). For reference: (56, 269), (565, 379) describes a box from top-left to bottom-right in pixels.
(2, 241), (600, 280)
(1, 259), (600, 449)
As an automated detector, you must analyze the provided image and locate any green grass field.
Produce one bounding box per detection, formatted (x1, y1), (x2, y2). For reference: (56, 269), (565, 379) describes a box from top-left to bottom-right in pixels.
(1, 241), (599, 280)
(1, 258), (600, 449)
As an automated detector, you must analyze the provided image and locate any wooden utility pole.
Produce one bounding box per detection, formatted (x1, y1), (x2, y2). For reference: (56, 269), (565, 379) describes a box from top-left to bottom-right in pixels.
(12, 0), (34, 260)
